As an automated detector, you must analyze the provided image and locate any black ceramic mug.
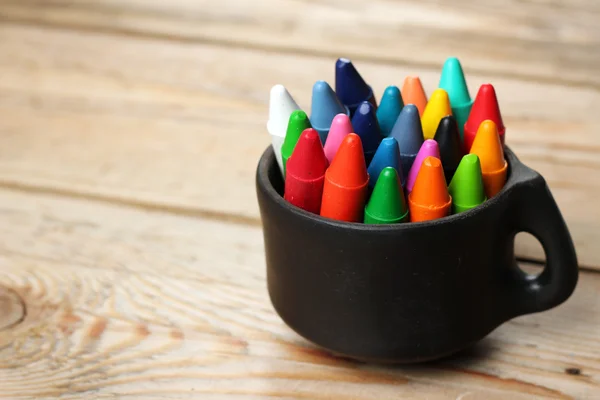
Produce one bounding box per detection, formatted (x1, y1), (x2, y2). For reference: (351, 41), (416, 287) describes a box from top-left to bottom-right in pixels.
(256, 145), (578, 363)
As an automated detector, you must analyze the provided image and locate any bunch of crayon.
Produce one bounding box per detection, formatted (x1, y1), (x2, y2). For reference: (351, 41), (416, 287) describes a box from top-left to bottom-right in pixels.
(267, 58), (507, 224)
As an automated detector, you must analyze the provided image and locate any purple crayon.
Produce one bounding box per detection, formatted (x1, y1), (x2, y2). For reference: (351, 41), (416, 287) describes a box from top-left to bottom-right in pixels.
(406, 139), (441, 193)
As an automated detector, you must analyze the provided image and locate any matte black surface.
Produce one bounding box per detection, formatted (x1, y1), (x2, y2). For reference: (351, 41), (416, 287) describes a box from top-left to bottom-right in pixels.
(255, 146), (578, 363)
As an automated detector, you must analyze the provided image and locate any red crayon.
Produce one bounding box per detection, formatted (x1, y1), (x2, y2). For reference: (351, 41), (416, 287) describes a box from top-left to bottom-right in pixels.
(284, 128), (329, 214)
(463, 84), (505, 152)
(320, 133), (369, 222)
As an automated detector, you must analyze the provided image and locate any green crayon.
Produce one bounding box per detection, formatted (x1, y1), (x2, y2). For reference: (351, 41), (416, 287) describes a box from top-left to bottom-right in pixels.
(448, 154), (487, 214)
(281, 110), (312, 176)
(439, 57), (473, 141)
(364, 167), (409, 224)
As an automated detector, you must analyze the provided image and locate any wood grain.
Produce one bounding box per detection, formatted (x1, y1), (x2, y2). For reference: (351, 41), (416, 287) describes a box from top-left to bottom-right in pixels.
(0, 23), (599, 267)
(1, 0), (600, 88)
(0, 187), (597, 399)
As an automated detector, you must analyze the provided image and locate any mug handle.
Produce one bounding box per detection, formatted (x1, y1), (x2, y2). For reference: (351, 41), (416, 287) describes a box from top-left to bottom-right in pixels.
(501, 171), (578, 316)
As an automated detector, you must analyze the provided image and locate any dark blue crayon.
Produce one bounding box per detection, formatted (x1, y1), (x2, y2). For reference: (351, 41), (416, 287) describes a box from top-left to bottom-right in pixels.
(367, 137), (404, 191)
(351, 101), (382, 165)
(310, 80), (350, 143)
(433, 115), (464, 184)
(389, 104), (424, 182)
(376, 86), (404, 137)
(335, 58), (377, 116)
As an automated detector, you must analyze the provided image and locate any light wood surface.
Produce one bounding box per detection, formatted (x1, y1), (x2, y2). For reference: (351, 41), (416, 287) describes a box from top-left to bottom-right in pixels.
(0, 188), (598, 399)
(0, 1), (599, 398)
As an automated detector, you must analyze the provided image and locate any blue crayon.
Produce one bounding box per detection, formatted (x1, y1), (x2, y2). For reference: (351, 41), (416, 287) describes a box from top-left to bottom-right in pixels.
(376, 86), (404, 137)
(335, 58), (377, 116)
(310, 80), (350, 143)
(351, 101), (382, 165)
(367, 137), (404, 191)
(389, 104), (424, 182)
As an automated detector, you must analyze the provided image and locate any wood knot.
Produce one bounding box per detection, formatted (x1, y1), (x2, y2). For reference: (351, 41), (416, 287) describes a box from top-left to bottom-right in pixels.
(565, 367), (581, 376)
(0, 287), (26, 331)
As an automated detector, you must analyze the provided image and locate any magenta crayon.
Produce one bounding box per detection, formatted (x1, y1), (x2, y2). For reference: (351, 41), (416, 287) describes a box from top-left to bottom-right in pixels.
(323, 113), (353, 164)
(284, 129), (329, 214)
(405, 139), (441, 193)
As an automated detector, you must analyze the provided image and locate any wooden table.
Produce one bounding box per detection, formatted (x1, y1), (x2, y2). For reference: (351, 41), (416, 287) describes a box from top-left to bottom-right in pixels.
(0, 1), (599, 398)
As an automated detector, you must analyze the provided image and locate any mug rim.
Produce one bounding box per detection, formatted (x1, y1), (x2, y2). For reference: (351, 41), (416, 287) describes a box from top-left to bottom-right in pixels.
(257, 145), (523, 231)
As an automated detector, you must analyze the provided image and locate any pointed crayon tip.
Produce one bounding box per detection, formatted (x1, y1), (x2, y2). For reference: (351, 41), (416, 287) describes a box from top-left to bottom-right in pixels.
(335, 58), (376, 114)
(364, 167), (409, 224)
(376, 86), (404, 137)
(439, 57), (472, 107)
(433, 115), (464, 183)
(268, 84), (301, 173)
(408, 156), (452, 222)
(439, 57), (473, 140)
(327, 133), (368, 187)
(281, 110), (312, 176)
(351, 101), (382, 165)
(367, 137), (404, 190)
(389, 104), (424, 181)
(464, 83), (505, 151)
(448, 154), (486, 214)
(421, 88), (453, 140)
(286, 128), (329, 180)
(310, 80), (350, 143)
(406, 139), (441, 193)
(323, 113), (353, 163)
(284, 128), (328, 214)
(401, 76), (428, 116)
(321, 133), (369, 222)
(469, 120), (507, 198)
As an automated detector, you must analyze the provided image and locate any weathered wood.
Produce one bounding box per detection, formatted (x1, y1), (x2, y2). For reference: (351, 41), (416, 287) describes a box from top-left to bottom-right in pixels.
(0, 23), (598, 267)
(1, 0), (600, 88)
(0, 187), (597, 398)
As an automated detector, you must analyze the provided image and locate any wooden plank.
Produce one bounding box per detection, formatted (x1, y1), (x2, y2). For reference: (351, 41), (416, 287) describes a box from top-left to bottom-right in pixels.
(0, 24), (599, 268)
(1, 0), (600, 88)
(0, 187), (598, 398)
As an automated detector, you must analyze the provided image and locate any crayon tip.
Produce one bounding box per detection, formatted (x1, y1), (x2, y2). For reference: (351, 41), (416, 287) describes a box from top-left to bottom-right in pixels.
(335, 58), (376, 114)
(439, 57), (472, 108)
(286, 128), (329, 181)
(323, 113), (353, 164)
(310, 80), (350, 143)
(281, 110), (312, 176)
(439, 57), (473, 140)
(448, 154), (486, 214)
(267, 84), (301, 173)
(408, 156), (452, 222)
(328, 133), (369, 187)
(284, 128), (328, 214)
(469, 120), (508, 198)
(401, 76), (428, 116)
(389, 104), (425, 181)
(464, 84), (505, 152)
(376, 86), (404, 137)
(321, 133), (369, 222)
(367, 137), (404, 190)
(364, 167), (409, 224)
(433, 115), (464, 183)
(421, 88), (453, 140)
(406, 139), (441, 193)
(351, 101), (383, 165)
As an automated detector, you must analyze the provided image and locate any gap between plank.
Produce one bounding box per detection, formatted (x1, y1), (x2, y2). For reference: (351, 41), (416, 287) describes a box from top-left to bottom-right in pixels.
(0, 178), (591, 273)
(0, 14), (598, 92)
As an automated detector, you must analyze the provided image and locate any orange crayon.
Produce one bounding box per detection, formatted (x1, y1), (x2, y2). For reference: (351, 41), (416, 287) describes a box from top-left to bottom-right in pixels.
(401, 76), (428, 116)
(320, 133), (369, 222)
(408, 156), (452, 222)
(469, 120), (507, 198)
